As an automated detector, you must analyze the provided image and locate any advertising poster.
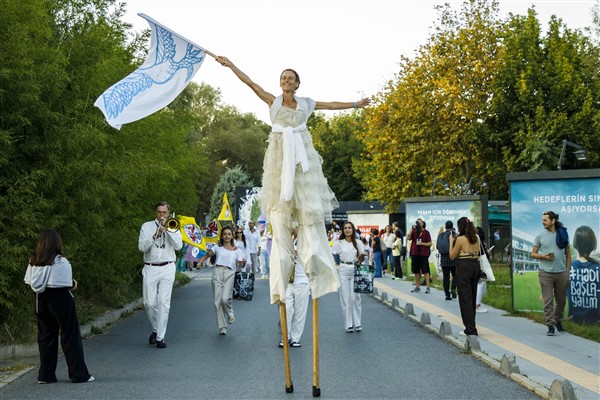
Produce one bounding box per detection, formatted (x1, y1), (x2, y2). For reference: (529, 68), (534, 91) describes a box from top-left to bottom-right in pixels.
(404, 197), (487, 274)
(510, 176), (600, 323)
(404, 198), (486, 235)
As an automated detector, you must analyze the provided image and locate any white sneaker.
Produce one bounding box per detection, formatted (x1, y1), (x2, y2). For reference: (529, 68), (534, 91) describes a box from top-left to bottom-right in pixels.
(458, 331), (467, 336)
(87, 376), (95, 382)
(476, 308), (488, 313)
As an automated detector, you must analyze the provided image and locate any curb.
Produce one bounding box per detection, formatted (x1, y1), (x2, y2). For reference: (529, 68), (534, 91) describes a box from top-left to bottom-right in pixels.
(0, 298), (143, 361)
(371, 288), (578, 400)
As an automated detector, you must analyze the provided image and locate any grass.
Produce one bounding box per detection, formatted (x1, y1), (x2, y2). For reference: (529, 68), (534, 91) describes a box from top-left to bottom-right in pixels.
(391, 259), (600, 343)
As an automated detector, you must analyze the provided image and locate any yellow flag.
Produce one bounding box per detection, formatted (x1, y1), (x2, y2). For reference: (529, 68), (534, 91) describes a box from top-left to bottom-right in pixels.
(178, 215), (206, 250)
(217, 193), (233, 221)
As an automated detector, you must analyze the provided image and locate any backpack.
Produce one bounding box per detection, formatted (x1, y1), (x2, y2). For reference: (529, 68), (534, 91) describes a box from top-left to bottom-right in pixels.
(437, 231), (451, 255)
(556, 226), (569, 249)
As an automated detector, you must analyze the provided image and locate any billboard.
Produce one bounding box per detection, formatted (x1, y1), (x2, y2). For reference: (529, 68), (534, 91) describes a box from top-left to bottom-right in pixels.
(404, 196), (487, 235)
(403, 196), (488, 274)
(508, 170), (600, 323)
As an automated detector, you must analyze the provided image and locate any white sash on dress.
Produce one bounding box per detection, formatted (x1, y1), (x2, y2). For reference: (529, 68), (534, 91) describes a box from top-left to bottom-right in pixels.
(272, 123), (309, 202)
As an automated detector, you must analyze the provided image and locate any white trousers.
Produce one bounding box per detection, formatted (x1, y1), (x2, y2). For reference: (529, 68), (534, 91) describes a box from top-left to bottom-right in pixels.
(211, 266), (235, 330)
(338, 265), (362, 329)
(476, 280), (487, 306)
(249, 253), (260, 274)
(269, 210), (339, 304)
(285, 282), (310, 343)
(142, 263), (175, 341)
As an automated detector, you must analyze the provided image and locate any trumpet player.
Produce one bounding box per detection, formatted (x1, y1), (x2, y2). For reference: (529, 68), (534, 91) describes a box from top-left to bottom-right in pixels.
(138, 201), (183, 348)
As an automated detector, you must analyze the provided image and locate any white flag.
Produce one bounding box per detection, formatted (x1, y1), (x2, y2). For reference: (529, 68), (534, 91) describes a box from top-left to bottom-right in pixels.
(94, 14), (206, 129)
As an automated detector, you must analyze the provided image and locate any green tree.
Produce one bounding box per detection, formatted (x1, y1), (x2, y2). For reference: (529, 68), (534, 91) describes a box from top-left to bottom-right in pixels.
(310, 112), (366, 201)
(359, 0), (504, 206)
(491, 9), (600, 172)
(207, 166), (254, 222)
(0, 0), (213, 343)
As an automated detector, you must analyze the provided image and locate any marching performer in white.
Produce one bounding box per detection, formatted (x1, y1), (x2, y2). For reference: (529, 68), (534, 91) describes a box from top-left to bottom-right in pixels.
(332, 222), (366, 333)
(138, 201), (183, 349)
(280, 230), (310, 348)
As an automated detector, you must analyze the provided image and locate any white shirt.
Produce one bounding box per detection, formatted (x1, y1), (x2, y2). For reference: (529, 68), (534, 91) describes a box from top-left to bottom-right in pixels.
(292, 260), (309, 285)
(212, 245), (244, 270)
(244, 228), (261, 254)
(332, 239), (365, 264)
(383, 232), (395, 248)
(234, 239), (251, 268)
(138, 219), (183, 263)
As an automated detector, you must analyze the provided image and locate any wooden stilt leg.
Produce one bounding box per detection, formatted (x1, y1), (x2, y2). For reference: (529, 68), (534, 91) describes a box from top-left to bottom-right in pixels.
(279, 301), (293, 393)
(312, 298), (321, 397)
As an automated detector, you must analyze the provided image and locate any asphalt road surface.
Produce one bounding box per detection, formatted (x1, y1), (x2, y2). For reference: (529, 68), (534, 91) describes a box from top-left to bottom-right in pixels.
(1, 268), (539, 399)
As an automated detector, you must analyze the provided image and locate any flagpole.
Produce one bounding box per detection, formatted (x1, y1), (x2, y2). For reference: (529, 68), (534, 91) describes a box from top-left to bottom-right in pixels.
(138, 13), (217, 58)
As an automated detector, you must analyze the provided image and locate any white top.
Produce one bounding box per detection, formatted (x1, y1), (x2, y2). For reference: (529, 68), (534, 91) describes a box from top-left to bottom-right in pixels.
(212, 245), (244, 270)
(138, 219), (183, 263)
(383, 232), (395, 248)
(243, 228), (261, 254)
(331, 239), (365, 264)
(24, 255), (73, 293)
(292, 260), (309, 285)
(233, 239), (251, 268)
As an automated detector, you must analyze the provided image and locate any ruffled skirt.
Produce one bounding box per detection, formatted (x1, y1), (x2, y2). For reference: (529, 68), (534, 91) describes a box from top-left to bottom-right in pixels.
(259, 129), (339, 224)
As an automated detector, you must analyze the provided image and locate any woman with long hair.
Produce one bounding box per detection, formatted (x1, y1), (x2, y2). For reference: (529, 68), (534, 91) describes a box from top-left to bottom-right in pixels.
(24, 229), (94, 384)
(449, 217), (481, 336)
(476, 227), (491, 313)
(382, 225), (395, 274)
(392, 229), (404, 280)
(332, 222), (366, 332)
(233, 228), (250, 272)
(198, 226), (244, 335)
(369, 228), (384, 278)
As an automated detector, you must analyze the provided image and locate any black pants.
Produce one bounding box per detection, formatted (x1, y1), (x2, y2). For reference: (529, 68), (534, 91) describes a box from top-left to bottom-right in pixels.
(393, 256), (403, 278)
(456, 259), (480, 336)
(442, 266), (457, 296)
(36, 288), (91, 383)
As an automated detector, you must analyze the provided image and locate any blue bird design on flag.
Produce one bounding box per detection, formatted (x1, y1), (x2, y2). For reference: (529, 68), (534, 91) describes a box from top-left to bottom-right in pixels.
(94, 15), (207, 129)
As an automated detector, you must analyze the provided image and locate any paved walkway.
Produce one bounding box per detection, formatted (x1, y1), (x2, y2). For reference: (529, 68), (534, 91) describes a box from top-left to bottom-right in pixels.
(2, 270), (599, 399)
(373, 274), (600, 400)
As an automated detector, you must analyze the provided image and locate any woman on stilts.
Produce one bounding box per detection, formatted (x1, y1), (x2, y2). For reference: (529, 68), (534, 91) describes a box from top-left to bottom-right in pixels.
(216, 55), (369, 396)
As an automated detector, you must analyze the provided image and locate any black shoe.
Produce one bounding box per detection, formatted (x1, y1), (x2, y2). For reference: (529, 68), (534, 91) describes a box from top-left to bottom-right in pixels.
(148, 332), (157, 345)
(156, 340), (167, 348)
(555, 322), (565, 333)
(546, 325), (555, 336)
(445, 295), (452, 301)
(451, 291), (457, 299)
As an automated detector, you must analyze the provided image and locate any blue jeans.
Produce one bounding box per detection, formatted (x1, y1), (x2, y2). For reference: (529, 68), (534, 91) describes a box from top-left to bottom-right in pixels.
(373, 251), (383, 277)
(384, 248), (393, 272)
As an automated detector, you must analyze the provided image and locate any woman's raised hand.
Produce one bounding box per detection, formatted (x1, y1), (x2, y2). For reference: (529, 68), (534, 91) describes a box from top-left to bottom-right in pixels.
(215, 56), (231, 67)
(357, 98), (371, 108)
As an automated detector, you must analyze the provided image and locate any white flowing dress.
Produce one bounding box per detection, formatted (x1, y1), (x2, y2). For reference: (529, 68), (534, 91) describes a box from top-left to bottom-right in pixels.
(262, 95), (340, 304)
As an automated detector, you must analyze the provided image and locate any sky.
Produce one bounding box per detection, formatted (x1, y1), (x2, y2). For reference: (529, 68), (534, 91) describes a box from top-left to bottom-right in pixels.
(121, 0), (597, 123)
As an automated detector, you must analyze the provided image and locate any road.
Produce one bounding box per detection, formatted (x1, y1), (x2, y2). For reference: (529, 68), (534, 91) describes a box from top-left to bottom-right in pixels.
(1, 268), (539, 399)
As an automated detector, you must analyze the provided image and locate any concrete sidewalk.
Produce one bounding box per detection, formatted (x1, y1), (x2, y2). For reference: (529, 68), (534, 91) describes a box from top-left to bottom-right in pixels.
(372, 274), (600, 400)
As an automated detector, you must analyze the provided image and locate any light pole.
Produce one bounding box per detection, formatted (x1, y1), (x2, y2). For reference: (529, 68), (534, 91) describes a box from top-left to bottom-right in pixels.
(465, 177), (489, 195)
(557, 139), (588, 170)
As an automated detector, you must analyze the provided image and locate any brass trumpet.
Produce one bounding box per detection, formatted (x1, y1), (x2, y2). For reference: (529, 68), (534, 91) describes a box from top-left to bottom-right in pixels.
(165, 214), (180, 233)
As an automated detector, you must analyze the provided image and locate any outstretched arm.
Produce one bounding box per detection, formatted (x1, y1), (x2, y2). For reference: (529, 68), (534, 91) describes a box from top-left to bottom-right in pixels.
(216, 56), (275, 106)
(315, 97), (370, 110)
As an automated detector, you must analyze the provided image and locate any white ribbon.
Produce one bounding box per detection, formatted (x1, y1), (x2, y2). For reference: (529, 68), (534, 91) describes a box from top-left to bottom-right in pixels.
(272, 123), (309, 202)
